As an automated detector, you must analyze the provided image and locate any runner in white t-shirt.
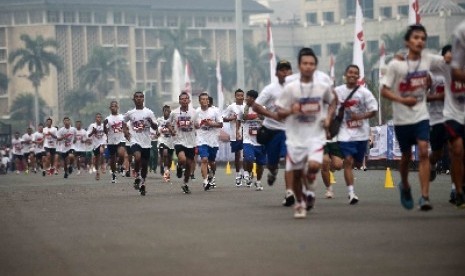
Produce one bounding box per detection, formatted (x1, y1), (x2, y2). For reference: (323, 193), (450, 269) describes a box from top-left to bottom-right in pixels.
(32, 123), (46, 174)
(237, 90), (266, 191)
(73, 120), (88, 175)
(157, 105), (175, 182)
(21, 127), (35, 173)
(87, 113), (106, 180)
(194, 92), (223, 191)
(276, 48), (336, 219)
(448, 21), (465, 208)
(336, 65), (378, 205)
(168, 91), (197, 194)
(223, 89), (245, 185)
(123, 91), (158, 196)
(11, 132), (24, 174)
(104, 100), (127, 184)
(381, 24), (444, 211)
(57, 117), (77, 179)
(43, 118), (58, 176)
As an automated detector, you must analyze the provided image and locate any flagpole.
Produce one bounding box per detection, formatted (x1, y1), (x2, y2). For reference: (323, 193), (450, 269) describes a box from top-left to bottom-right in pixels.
(267, 18), (278, 84)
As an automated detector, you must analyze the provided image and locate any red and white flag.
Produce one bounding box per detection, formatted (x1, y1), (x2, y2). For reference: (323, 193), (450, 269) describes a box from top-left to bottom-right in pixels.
(267, 18), (278, 84)
(329, 53), (335, 86)
(184, 62), (191, 95)
(408, 0), (421, 25)
(352, 0), (365, 85)
(216, 56), (224, 111)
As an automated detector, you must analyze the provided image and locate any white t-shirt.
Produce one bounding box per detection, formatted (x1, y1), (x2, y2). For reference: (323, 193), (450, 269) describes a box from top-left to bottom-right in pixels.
(381, 53), (444, 125)
(449, 21), (465, 124)
(238, 105), (262, 146)
(428, 73), (446, 125)
(1, 156), (9, 166)
(57, 126), (77, 152)
(11, 137), (23, 155)
(32, 131), (45, 154)
(73, 128), (88, 152)
(256, 82), (285, 131)
(21, 133), (34, 154)
(223, 103), (244, 141)
(157, 116), (174, 149)
(276, 79), (334, 148)
(123, 107), (157, 149)
(335, 85), (378, 142)
(169, 107), (197, 148)
(105, 114), (125, 145)
(43, 126), (58, 149)
(87, 123), (106, 150)
(195, 107), (223, 147)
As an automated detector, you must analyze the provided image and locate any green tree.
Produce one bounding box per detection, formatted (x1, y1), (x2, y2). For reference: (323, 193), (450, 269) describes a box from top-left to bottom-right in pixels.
(10, 93), (48, 122)
(381, 32), (405, 61)
(244, 41), (268, 90)
(148, 23), (209, 89)
(78, 46), (133, 100)
(64, 89), (96, 120)
(8, 34), (63, 126)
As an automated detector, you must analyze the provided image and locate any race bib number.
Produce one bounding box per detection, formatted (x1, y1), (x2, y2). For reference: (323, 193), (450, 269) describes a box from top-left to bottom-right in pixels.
(300, 102), (320, 114)
(178, 117), (193, 132)
(112, 122), (123, 133)
(133, 120), (145, 133)
(347, 120), (363, 129)
(398, 71), (428, 98)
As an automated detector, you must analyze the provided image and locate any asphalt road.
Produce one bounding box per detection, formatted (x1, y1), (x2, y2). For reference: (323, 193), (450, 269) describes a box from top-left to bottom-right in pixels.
(0, 167), (464, 276)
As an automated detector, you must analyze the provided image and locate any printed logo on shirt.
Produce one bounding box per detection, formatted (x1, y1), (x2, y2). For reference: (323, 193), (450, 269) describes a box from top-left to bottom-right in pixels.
(296, 97), (320, 123)
(398, 71), (428, 101)
(177, 116), (193, 132)
(247, 120), (261, 136)
(451, 81), (465, 104)
(64, 133), (74, 147)
(111, 121), (123, 133)
(133, 120), (146, 133)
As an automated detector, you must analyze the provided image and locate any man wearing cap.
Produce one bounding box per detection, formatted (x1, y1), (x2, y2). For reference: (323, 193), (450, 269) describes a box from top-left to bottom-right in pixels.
(251, 59), (294, 205)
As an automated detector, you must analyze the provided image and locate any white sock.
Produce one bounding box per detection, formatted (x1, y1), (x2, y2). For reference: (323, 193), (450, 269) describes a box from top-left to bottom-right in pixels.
(348, 185), (354, 194)
(235, 171), (241, 178)
(243, 171), (250, 178)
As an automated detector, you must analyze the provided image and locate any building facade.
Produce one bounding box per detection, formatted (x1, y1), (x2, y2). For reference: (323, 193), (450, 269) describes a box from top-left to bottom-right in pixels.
(0, 0), (270, 120)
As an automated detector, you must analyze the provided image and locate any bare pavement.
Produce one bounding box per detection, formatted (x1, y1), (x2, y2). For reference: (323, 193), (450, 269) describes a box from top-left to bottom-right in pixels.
(0, 167), (464, 276)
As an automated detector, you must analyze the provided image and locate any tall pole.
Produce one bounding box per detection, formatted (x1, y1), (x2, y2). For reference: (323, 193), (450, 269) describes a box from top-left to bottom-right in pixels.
(235, 0), (245, 89)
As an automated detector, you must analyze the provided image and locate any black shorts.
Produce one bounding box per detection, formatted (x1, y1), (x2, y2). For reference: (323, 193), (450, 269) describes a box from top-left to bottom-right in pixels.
(130, 144), (151, 160)
(61, 149), (75, 159)
(107, 142), (125, 156)
(125, 145), (132, 155)
(445, 120), (465, 141)
(430, 123), (448, 152)
(13, 154), (23, 161)
(74, 151), (86, 158)
(93, 145), (104, 156)
(324, 142), (344, 158)
(174, 145), (195, 160)
(159, 145), (174, 157)
(44, 147), (56, 156)
(35, 152), (45, 160)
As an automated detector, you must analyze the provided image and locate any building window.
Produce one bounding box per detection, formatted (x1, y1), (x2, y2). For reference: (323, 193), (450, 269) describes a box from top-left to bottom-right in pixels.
(29, 11), (43, 24)
(63, 11), (75, 23)
(0, 12), (11, 25)
(181, 17), (192, 27)
(125, 13), (136, 24)
(346, 0), (374, 19)
(208, 16), (219, 23)
(79, 11), (91, 23)
(323, 12), (334, 23)
(427, 36), (440, 50)
(0, 29), (6, 47)
(138, 15), (150, 27)
(306, 12), (317, 24)
(0, 49), (6, 61)
(167, 16), (178, 27)
(398, 5), (409, 16)
(367, 40), (379, 53)
(309, 44), (321, 56)
(152, 14), (164, 27)
(95, 12), (107, 24)
(47, 11), (60, 23)
(14, 11), (28, 24)
(380, 7), (392, 18)
(222, 16), (233, 23)
(194, 16), (206, 28)
(113, 12), (122, 24)
(327, 43), (341, 55)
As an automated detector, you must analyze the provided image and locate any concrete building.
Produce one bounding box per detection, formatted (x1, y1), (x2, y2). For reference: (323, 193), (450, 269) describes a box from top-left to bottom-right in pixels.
(0, 0), (270, 120)
(253, 0), (465, 80)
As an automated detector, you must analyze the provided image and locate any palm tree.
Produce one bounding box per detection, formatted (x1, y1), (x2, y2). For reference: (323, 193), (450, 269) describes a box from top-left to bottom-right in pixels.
(10, 93), (48, 122)
(243, 41), (268, 90)
(78, 46), (133, 100)
(8, 34), (63, 126)
(148, 23), (209, 89)
(381, 32), (405, 61)
(64, 89), (96, 120)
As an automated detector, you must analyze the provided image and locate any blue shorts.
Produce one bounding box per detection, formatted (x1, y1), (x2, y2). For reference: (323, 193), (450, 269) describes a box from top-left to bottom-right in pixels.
(243, 143), (267, 165)
(265, 130), (286, 166)
(230, 140), (243, 153)
(338, 141), (368, 163)
(394, 120), (430, 153)
(198, 145), (219, 162)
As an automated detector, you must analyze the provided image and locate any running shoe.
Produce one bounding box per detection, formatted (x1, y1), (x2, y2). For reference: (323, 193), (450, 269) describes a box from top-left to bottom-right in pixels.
(64, 172), (68, 179)
(76, 170), (81, 175)
(68, 166), (73, 175)
(306, 193), (315, 210)
(133, 177), (141, 190)
(139, 183), (146, 196)
(211, 177), (216, 188)
(325, 190), (334, 199)
(190, 174), (196, 180)
(112, 173), (116, 183)
(244, 175), (252, 188)
(125, 170), (130, 177)
(418, 196), (433, 211)
(293, 203), (307, 219)
(181, 184), (191, 194)
(159, 166), (164, 176)
(267, 171), (277, 186)
(203, 181), (211, 191)
(255, 181), (263, 191)
(235, 177), (242, 187)
(456, 193), (465, 209)
(176, 164), (183, 178)
(398, 182), (414, 210)
(449, 189), (456, 205)
(42, 170), (46, 177)
(348, 192), (359, 205)
(163, 170), (171, 182)
(95, 172), (100, 180)
(282, 190), (296, 207)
